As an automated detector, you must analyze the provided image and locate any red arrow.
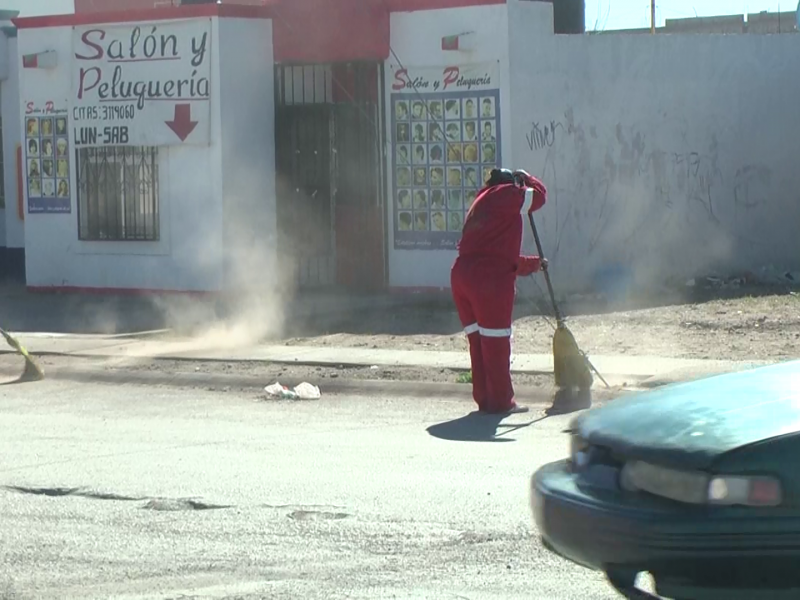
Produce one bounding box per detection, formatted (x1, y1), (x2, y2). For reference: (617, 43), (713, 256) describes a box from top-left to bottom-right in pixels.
(165, 104), (198, 142)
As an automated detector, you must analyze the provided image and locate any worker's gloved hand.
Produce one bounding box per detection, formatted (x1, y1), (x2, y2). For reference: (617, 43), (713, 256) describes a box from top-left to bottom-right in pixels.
(517, 255), (542, 276)
(513, 169), (547, 211)
(513, 169), (543, 190)
(540, 258), (549, 271)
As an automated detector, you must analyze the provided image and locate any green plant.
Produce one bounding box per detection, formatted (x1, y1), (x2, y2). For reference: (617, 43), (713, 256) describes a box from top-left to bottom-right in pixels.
(455, 370), (473, 384)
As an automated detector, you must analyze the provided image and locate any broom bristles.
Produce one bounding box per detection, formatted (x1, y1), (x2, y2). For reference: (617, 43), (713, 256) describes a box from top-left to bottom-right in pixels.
(0, 328), (45, 381)
(552, 323), (593, 390)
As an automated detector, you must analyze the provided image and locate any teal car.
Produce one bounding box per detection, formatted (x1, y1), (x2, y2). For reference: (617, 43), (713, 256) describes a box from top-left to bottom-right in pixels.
(531, 361), (800, 600)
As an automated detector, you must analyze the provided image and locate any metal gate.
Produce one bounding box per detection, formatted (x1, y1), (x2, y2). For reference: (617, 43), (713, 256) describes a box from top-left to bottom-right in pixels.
(274, 63), (386, 290)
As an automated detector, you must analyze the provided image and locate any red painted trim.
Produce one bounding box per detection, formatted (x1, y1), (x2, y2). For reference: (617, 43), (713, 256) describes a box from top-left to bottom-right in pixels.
(27, 285), (221, 297)
(272, 2), (389, 63)
(13, 3), (276, 29)
(385, 0), (506, 12)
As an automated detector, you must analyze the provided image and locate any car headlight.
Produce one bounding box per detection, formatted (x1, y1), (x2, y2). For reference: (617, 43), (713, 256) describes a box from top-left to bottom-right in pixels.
(620, 460), (709, 504)
(621, 460), (783, 507)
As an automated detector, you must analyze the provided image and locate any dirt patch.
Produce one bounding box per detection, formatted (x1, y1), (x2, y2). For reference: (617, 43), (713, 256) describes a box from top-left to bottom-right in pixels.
(98, 357), (554, 387)
(0, 354), (629, 403)
(280, 287), (800, 362)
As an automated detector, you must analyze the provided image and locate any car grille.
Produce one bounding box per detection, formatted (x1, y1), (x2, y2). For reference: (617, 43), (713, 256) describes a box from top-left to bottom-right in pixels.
(570, 439), (627, 493)
(572, 441), (624, 471)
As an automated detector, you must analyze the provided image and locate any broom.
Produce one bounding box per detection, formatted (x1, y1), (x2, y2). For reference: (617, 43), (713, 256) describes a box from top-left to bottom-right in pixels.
(524, 212), (607, 391)
(0, 327), (45, 381)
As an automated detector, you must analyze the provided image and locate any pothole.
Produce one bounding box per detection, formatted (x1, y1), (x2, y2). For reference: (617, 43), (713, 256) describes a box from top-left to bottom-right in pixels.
(4, 486), (80, 497)
(141, 498), (232, 512)
(3, 485), (143, 501)
(2, 485), (230, 511)
(288, 509), (350, 521)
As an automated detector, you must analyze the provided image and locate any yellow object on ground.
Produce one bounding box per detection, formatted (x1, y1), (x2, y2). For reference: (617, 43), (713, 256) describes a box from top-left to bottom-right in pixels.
(0, 327), (45, 381)
(552, 322), (594, 390)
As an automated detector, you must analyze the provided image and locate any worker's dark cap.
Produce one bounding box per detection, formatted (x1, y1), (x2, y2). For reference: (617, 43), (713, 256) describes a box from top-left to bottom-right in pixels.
(485, 168), (514, 186)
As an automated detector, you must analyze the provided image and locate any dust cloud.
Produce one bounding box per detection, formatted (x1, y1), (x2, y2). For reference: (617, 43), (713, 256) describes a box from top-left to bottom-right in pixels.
(532, 172), (738, 306)
(130, 170), (299, 360)
(71, 165), (307, 368)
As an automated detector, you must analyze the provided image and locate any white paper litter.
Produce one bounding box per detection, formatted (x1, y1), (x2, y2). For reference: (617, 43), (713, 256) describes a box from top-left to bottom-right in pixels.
(265, 381), (321, 400)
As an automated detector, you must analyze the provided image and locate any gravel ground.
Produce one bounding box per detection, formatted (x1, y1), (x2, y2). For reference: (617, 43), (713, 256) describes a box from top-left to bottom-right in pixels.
(119, 358), (552, 386)
(281, 286), (800, 362)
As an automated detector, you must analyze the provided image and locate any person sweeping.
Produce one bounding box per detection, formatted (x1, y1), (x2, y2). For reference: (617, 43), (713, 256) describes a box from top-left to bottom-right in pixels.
(451, 168), (548, 414)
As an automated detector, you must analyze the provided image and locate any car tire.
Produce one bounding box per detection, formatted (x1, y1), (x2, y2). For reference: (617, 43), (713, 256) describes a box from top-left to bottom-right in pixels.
(605, 569), (666, 599)
(605, 569), (637, 596)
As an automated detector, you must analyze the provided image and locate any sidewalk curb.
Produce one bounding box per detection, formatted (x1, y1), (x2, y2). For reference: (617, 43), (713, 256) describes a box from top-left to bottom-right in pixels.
(0, 349), (659, 382)
(12, 329), (173, 340)
(0, 363), (594, 403)
(0, 348), (767, 387)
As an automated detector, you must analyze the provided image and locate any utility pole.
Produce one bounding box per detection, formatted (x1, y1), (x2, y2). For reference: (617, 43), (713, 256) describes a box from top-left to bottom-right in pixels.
(651, 0), (656, 33)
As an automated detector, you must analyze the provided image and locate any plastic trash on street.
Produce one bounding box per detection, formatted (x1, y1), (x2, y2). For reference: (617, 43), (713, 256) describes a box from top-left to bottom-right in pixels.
(264, 381), (321, 400)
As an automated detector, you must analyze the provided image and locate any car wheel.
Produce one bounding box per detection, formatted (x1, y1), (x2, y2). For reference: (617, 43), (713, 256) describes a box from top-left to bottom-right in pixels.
(605, 568), (636, 588)
(605, 569), (663, 599)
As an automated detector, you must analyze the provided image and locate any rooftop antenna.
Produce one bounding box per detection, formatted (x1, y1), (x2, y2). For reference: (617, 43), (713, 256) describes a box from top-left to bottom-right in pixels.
(651, 0), (656, 33)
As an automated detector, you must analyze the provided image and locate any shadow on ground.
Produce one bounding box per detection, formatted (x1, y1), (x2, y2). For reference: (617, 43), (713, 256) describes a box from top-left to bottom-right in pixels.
(426, 411), (550, 442)
(426, 390), (602, 443)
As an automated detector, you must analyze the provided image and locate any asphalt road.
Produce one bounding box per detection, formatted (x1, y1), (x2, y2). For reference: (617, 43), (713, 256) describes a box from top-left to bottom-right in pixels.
(0, 378), (626, 600)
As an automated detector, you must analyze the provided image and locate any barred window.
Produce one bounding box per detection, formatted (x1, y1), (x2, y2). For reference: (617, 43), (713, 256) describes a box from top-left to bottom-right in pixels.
(76, 146), (160, 241)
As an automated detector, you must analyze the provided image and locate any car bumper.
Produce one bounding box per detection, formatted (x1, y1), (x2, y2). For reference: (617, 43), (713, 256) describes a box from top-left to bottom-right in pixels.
(532, 459), (800, 576)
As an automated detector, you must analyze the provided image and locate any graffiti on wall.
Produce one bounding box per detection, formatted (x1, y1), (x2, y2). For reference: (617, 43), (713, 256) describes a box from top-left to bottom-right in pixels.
(390, 62), (501, 250)
(526, 120), (562, 151)
(525, 114), (723, 227)
(519, 109), (783, 288)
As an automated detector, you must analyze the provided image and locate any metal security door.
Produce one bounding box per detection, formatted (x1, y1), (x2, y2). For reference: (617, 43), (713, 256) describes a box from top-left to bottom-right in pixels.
(274, 66), (335, 289)
(274, 63), (385, 290)
(331, 64), (386, 291)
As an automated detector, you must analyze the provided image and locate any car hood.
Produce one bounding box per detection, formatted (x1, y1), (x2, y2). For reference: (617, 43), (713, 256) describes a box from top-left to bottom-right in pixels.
(575, 360), (800, 470)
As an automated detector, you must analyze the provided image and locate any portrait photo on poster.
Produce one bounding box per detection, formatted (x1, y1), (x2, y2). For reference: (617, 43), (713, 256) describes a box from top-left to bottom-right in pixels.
(25, 110), (72, 214)
(391, 78), (501, 251)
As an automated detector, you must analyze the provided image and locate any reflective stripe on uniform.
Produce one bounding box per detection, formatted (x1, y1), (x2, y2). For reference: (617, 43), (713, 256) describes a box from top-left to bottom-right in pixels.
(479, 326), (513, 337)
(464, 323), (480, 335)
(520, 188), (534, 214)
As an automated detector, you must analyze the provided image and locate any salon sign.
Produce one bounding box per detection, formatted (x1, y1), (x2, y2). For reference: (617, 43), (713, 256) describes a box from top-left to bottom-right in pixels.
(71, 19), (212, 147)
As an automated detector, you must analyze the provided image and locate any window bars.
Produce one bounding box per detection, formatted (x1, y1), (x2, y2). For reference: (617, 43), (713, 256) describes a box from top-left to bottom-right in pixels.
(76, 146), (159, 241)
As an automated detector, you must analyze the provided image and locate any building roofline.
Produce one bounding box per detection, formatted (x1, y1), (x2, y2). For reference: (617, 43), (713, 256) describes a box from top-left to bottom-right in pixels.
(13, 3), (276, 30)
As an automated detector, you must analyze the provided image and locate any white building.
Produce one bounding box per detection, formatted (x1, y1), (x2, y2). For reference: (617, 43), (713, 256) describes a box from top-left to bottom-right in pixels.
(6, 0), (800, 297)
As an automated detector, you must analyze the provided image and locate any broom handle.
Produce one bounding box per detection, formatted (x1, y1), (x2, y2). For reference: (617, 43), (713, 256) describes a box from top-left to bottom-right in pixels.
(526, 211), (563, 323)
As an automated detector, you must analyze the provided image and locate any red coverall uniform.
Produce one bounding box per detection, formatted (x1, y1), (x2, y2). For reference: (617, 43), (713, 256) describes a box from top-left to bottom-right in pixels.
(450, 174), (547, 413)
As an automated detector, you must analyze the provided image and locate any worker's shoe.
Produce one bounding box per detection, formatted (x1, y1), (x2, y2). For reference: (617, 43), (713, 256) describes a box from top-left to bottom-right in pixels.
(499, 402), (530, 415)
(480, 401), (529, 415)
